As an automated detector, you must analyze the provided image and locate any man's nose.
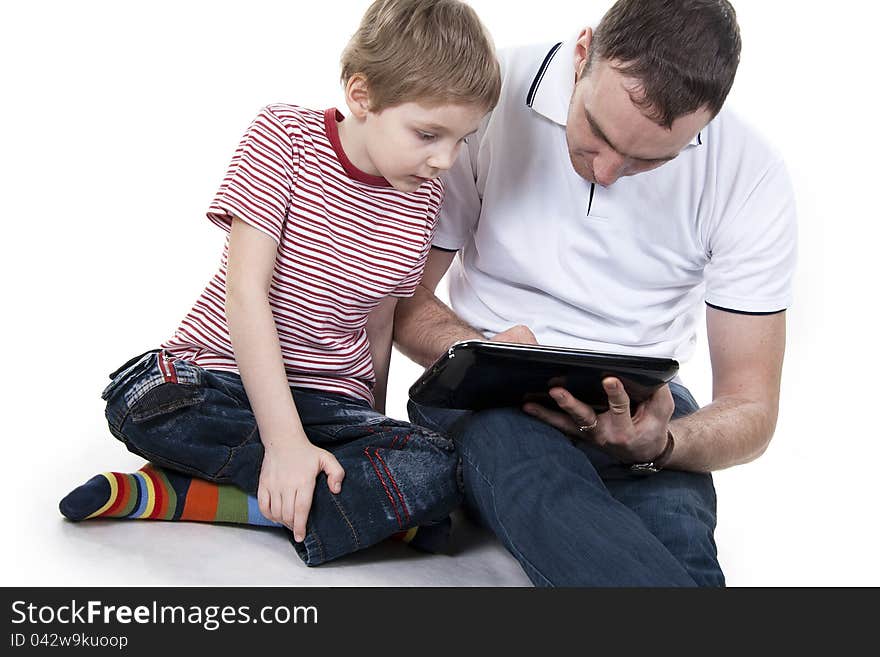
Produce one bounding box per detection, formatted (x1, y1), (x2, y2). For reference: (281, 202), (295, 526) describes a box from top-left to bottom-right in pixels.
(593, 152), (625, 186)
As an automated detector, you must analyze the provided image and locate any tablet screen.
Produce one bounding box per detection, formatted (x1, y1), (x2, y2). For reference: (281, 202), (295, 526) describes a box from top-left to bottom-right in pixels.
(408, 341), (679, 413)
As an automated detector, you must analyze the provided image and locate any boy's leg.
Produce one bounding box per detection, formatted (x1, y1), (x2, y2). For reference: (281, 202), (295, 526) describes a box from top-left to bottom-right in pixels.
(99, 353), (265, 493)
(60, 461), (451, 551)
(291, 390), (461, 566)
(63, 355), (458, 562)
(61, 353), (268, 522)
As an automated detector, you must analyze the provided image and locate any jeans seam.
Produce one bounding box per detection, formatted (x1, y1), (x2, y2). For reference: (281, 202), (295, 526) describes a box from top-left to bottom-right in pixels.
(328, 490), (360, 550)
(373, 447), (412, 526)
(305, 525), (326, 564)
(216, 424), (260, 479)
(459, 448), (555, 587)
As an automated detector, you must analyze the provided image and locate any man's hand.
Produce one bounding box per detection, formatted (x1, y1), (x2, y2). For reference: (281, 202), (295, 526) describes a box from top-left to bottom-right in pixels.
(257, 439), (346, 542)
(523, 378), (674, 464)
(491, 324), (538, 345)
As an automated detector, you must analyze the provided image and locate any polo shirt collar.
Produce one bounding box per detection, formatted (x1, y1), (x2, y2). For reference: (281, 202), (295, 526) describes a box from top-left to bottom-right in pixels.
(526, 39), (573, 127)
(526, 37), (706, 148)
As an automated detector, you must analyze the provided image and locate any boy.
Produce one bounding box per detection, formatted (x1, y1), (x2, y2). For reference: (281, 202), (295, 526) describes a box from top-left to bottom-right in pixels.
(59, 0), (501, 566)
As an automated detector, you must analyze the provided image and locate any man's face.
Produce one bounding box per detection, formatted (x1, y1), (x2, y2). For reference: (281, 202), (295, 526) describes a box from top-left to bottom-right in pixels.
(363, 101), (486, 193)
(565, 55), (712, 187)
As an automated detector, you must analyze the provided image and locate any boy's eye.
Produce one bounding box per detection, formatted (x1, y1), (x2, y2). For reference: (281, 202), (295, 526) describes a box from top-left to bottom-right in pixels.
(417, 131), (436, 142)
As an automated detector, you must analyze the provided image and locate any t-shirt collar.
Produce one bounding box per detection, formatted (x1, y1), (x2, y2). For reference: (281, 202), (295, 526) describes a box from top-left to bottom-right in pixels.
(323, 108), (392, 187)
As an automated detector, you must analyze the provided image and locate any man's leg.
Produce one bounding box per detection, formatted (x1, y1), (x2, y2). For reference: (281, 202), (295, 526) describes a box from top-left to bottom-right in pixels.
(596, 384), (724, 587)
(421, 404), (696, 586)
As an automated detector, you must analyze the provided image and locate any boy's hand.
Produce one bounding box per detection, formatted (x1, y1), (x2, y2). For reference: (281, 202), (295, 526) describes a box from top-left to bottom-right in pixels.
(257, 439), (346, 542)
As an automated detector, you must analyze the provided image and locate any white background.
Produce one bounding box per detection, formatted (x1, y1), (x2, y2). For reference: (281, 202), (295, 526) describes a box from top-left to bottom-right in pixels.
(1, 0), (877, 586)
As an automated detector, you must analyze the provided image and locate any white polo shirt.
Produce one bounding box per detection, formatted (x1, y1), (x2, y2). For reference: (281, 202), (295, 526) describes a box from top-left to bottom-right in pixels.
(434, 39), (798, 363)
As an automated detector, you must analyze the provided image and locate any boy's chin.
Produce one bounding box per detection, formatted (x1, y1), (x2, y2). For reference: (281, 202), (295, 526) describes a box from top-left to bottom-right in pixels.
(389, 176), (427, 193)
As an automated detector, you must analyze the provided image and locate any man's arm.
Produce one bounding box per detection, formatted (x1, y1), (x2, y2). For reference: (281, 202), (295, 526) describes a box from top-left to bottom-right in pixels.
(393, 248), (484, 367)
(524, 307), (786, 472)
(393, 248), (538, 367)
(365, 296), (398, 414)
(665, 307), (786, 471)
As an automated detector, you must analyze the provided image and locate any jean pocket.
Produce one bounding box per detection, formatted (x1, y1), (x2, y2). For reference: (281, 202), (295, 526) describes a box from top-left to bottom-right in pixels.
(129, 384), (206, 424)
(122, 354), (206, 424)
(100, 351), (159, 402)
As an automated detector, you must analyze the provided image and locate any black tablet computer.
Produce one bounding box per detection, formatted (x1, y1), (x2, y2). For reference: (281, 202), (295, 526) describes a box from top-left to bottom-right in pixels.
(408, 340), (679, 413)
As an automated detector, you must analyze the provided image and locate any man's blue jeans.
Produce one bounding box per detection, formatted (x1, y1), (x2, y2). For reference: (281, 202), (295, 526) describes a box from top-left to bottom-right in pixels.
(101, 350), (461, 566)
(409, 382), (723, 587)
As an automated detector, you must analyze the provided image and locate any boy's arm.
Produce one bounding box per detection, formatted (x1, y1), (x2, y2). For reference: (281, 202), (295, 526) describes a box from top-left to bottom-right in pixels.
(225, 217), (344, 541)
(364, 296), (398, 414)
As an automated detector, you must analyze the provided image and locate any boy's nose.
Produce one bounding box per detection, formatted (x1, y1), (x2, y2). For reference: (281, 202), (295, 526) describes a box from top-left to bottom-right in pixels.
(427, 146), (459, 172)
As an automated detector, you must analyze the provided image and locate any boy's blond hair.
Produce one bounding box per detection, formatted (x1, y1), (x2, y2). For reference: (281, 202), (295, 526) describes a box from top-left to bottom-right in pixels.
(341, 0), (501, 112)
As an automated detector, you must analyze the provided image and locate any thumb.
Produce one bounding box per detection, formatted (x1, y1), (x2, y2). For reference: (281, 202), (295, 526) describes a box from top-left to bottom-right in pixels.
(322, 455), (346, 494)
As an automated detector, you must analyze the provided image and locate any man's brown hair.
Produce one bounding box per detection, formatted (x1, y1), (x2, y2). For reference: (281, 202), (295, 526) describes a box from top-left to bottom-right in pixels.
(341, 0), (501, 112)
(587, 0), (741, 128)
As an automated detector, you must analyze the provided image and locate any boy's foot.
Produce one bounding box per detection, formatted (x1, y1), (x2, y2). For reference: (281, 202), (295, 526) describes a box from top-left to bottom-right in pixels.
(60, 465), (454, 553)
(58, 464), (280, 526)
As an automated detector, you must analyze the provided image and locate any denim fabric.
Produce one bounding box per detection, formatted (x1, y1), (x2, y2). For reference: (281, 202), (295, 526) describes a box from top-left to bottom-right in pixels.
(102, 350), (461, 566)
(408, 382), (723, 587)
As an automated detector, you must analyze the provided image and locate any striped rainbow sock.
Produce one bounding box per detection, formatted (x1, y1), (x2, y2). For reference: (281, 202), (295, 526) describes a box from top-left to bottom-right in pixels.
(59, 464), (451, 552)
(59, 464), (280, 527)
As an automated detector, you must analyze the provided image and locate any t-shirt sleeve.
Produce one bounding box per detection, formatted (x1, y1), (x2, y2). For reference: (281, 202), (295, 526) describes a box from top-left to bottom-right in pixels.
(704, 159), (798, 313)
(207, 106), (298, 244)
(432, 137), (482, 251)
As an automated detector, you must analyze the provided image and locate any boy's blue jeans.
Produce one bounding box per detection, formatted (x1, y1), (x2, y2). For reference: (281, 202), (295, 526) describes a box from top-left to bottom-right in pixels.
(101, 350), (461, 566)
(409, 382), (724, 587)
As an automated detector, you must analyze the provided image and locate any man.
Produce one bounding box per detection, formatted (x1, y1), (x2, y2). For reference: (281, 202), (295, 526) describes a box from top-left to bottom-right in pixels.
(394, 0), (797, 586)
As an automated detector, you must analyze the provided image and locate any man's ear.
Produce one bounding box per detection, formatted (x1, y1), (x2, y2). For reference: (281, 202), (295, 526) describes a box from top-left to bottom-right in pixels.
(574, 27), (593, 81)
(344, 74), (372, 118)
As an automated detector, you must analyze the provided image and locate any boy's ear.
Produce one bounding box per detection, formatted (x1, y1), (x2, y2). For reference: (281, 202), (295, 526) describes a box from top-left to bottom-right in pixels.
(344, 74), (372, 118)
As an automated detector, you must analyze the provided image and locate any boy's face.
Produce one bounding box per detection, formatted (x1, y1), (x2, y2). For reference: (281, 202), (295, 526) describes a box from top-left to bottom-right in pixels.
(362, 102), (486, 193)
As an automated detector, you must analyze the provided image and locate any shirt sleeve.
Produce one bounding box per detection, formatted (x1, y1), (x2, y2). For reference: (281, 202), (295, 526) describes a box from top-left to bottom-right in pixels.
(432, 135), (483, 251)
(704, 159), (798, 313)
(206, 106), (299, 244)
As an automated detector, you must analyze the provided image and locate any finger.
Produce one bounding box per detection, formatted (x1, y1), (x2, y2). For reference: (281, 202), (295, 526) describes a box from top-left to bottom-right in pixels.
(523, 403), (578, 435)
(548, 387), (599, 427)
(323, 457), (345, 494)
(271, 491), (288, 527)
(602, 378), (632, 420)
(257, 486), (272, 520)
(649, 384), (675, 420)
(293, 486), (314, 544)
(514, 325), (539, 345)
(281, 489), (296, 533)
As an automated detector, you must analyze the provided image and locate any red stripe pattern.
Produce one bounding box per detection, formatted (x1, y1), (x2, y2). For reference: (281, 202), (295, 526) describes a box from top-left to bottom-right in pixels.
(162, 105), (443, 404)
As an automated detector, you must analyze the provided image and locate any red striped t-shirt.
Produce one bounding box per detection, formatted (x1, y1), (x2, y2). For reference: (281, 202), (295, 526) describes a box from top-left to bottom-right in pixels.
(161, 105), (443, 404)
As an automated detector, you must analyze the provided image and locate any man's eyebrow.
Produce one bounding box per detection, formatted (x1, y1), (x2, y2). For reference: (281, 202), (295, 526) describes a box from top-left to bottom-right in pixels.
(584, 107), (677, 163)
